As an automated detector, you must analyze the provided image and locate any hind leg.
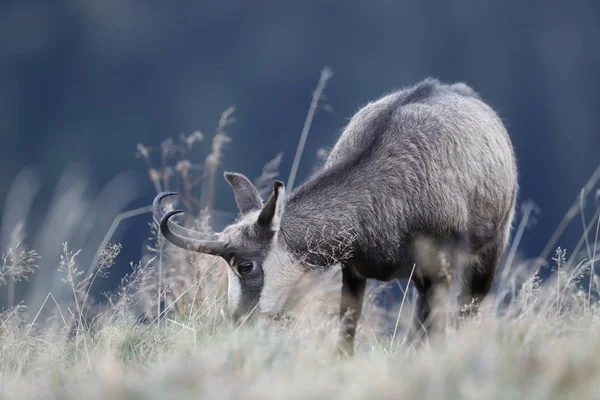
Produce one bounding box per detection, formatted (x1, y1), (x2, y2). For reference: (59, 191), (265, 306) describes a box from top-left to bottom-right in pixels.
(408, 235), (460, 342)
(337, 263), (366, 357)
(458, 242), (502, 319)
(411, 274), (452, 342)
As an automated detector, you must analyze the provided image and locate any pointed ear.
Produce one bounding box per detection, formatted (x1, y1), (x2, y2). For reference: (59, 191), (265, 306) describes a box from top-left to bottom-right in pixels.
(257, 180), (286, 230)
(224, 172), (263, 215)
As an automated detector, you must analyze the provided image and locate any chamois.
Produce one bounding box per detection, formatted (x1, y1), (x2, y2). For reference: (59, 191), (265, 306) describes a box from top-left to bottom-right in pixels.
(153, 77), (518, 355)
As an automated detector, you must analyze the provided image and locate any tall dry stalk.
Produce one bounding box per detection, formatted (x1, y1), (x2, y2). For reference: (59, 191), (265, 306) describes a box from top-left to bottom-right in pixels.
(286, 66), (333, 193)
(198, 107), (235, 215)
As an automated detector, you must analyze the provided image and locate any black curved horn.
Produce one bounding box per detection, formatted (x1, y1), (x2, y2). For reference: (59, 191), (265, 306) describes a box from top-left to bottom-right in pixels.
(152, 192), (217, 240)
(160, 210), (226, 256)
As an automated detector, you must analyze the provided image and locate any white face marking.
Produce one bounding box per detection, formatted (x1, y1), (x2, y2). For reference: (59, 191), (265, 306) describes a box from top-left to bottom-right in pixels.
(258, 233), (306, 316)
(226, 266), (242, 316)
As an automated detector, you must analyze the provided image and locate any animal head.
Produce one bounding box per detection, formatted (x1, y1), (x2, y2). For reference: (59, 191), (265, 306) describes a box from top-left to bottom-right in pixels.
(153, 172), (308, 323)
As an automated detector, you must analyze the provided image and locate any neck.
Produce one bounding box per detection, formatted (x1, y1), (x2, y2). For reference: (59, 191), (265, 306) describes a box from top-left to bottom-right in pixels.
(278, 170), (360, 267)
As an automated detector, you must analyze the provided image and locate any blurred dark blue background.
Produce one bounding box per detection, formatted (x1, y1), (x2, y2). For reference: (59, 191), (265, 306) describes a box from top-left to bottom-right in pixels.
(1, 0), (599, 307)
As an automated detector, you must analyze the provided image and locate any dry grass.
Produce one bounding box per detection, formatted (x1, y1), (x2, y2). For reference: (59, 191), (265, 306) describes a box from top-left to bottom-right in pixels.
(2, 239), (600, 400)
(2, 72), (600, 399)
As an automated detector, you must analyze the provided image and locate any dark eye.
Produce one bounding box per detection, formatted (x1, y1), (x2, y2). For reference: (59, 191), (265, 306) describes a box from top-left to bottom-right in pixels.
(237, 262), (254, 275)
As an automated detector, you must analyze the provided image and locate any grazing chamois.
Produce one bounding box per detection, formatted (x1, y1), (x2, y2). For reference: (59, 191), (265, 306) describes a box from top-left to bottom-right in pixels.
(153, 78), (518, 355)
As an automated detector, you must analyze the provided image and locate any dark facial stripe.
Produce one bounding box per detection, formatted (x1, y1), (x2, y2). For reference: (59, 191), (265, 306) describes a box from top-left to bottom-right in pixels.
(232, 260), (265, 323)
(226, 223), (275, 323)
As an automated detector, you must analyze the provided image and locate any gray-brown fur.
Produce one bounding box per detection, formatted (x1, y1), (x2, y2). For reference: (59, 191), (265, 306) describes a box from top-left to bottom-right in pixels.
(154, 77), (519, 356)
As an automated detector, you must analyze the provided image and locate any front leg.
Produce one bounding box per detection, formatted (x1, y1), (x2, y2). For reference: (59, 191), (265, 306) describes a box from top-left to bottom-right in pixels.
(337, 263), (366, 357)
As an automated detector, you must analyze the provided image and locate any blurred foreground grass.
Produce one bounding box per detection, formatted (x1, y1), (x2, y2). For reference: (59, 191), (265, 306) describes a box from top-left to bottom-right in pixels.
(1, 239), (600, 399)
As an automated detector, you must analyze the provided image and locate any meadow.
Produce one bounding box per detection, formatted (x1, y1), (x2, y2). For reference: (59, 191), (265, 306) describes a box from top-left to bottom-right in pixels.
(1, 73), (600, 399)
